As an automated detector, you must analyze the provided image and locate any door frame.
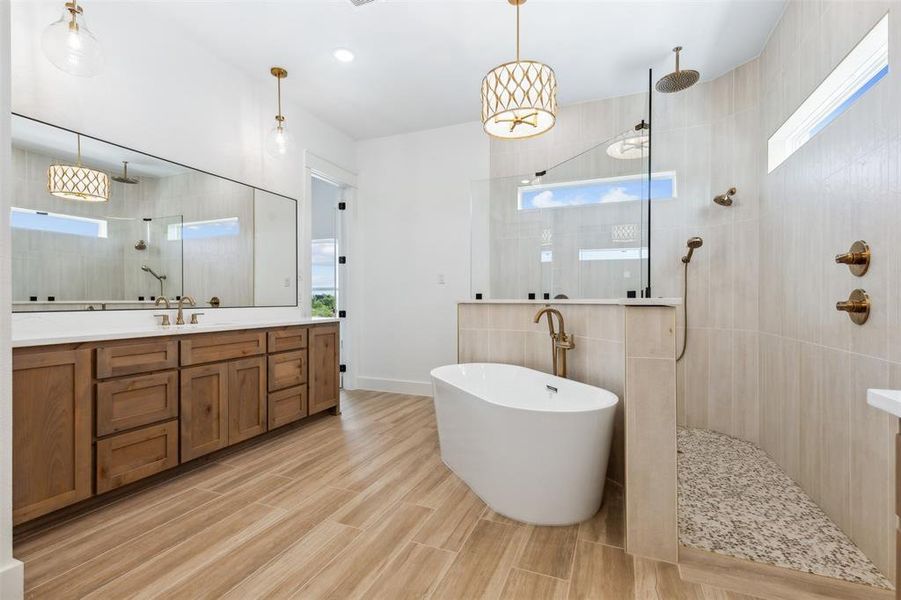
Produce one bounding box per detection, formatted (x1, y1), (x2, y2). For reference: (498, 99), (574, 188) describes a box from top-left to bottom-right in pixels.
(304, 151), (358, 390)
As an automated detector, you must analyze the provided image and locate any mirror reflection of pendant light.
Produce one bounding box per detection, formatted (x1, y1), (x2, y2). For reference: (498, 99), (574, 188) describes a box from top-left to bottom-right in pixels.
(42, 1), (103, 77)
(265, 67), (294, 157)
(606, 124), (650, 160)
(481, 0), (557, 140)
(47, 134), (110, 202)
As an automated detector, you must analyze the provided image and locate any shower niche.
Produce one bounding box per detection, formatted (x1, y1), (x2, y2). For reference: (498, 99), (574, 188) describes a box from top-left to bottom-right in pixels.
(10, 114), (298, 311)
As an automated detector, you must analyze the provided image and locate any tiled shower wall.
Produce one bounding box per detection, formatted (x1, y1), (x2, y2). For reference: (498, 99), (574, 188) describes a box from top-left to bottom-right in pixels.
(487, 0), (900, 582)
(486, 65), (762, 446)
(757, 0), (899, 581)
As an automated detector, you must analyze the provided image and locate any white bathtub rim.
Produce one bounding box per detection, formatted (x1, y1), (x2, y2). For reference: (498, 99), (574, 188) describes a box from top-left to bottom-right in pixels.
(430, 363), (618, 415)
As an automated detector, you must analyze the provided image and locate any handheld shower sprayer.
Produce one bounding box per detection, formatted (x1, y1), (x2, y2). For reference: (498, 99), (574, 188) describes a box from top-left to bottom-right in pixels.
(677, 237), (703, 361)
(141, 265), (167, 298)
(681, 237), (703, 263)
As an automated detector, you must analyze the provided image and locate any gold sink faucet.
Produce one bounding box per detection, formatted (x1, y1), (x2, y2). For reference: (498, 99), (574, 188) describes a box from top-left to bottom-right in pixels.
(533, 307), (575, 378)
(154, 297), (171, 326)
(176, 296), (196, 325)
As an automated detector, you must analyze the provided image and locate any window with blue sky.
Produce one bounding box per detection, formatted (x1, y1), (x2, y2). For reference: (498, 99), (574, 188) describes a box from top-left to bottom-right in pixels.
(518, 172), (675, 210)
(768, 13), (888, 172)
(167, 217), (240, 241)
(11, 207), (108, 238)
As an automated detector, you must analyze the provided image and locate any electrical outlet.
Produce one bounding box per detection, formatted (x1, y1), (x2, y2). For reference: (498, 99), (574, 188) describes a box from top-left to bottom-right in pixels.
(284, 278), (291, 287)
(437, 273), (445, 285)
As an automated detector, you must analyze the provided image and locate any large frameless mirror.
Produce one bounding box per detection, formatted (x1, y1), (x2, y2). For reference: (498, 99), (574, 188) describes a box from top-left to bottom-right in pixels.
(10, 114), (298, 312)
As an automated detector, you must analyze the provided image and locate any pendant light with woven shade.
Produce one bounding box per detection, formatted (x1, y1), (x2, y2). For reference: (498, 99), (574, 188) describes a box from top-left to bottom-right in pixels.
(481, 0), (557, 140)
(47, 134), (110, 202)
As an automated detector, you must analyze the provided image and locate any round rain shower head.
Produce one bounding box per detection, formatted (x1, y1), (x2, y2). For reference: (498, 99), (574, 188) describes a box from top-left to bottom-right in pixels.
(714, 187), (737, 207)
(111, 161), (139, 184)
(656, 47), (700, 94)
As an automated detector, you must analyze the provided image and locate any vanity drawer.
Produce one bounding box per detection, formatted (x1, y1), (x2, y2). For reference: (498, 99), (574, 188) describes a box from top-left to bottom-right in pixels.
(268, 327), (308, 353)
(96, 420), (178, 494)
(180, 331), (266, 366)
(97, 340), (179, 378)
(268, 350), (307, 391)
(268, 385), (308, 429)
(97, 371), (179, 436)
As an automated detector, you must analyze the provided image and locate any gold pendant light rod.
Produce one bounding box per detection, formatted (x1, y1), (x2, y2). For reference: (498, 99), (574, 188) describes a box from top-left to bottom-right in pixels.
(271, 66), (288, 129)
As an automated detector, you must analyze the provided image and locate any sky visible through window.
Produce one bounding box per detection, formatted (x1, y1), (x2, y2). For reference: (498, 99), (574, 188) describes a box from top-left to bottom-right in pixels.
(11, 207), (108, 238)
(809, 64), (888, 138)
(518, 173), (675, 210)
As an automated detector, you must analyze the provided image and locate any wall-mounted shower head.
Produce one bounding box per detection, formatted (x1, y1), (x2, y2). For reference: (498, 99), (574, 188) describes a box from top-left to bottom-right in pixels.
(681, 236), (703, 263)
(656, 46), (700, 93)
(714, 187), (737, 207)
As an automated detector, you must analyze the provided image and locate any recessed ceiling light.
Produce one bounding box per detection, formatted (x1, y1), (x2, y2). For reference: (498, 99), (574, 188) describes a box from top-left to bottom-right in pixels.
(333, 48), (355, 63)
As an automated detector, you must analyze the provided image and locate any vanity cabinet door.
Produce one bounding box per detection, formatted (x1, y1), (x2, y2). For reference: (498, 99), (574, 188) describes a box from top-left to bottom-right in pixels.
(228, 357), (268, 444)
(180, 363), (228, 461)
(12, 348), (93, 524)
(309, 324), (340, 415)
(269, 385), (308, 429)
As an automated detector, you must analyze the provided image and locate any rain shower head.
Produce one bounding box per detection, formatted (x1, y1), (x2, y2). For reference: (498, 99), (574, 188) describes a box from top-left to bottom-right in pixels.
(681, 236), (703, 263)
(111, 161), (139, 184)
(656, 47), (700, 94)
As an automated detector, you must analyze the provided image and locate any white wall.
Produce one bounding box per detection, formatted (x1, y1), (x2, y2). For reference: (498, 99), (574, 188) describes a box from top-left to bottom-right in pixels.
(354, 122), (488, 394)
(10, 1), (355, 322)
(1, 0), (24, 597)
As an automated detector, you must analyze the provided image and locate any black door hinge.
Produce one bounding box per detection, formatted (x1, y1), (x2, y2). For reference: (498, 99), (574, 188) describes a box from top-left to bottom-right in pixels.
(339, 364), (347, 373)
(338, 201), (346, 210)
(338, 310), (347, 318)
(338, 256), (346, 264)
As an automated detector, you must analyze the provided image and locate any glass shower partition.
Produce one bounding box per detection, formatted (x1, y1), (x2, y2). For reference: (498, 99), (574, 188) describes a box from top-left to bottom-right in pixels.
(470, 116), (652, 300)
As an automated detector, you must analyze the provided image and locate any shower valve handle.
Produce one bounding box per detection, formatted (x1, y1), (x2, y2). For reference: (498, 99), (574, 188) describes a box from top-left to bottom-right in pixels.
(834, 240), (870, 276)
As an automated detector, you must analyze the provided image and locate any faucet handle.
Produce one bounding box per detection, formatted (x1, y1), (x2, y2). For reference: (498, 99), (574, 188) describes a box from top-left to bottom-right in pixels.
(154, 313), (171, 327)
(190, 312), (204, 325)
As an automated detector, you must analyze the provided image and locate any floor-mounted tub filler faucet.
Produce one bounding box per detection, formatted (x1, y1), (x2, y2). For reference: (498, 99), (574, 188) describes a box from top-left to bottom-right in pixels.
(533, 307), (575, 378)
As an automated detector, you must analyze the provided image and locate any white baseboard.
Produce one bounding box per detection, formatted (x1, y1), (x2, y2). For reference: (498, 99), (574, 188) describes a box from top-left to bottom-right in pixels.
(0, 558), (23, 600)
(355, 376), (432, 397)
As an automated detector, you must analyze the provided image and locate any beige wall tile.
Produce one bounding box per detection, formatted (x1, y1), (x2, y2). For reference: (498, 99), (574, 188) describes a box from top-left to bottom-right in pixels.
(625, 306), (676, 359)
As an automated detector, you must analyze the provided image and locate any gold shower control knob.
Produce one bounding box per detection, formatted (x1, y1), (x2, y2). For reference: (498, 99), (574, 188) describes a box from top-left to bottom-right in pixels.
(835, 289), (870, 325)
(834, 240), (870, 276)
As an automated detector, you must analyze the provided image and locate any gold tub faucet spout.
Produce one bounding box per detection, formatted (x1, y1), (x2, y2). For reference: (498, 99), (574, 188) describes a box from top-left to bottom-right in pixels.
(533, 307), (575, 378)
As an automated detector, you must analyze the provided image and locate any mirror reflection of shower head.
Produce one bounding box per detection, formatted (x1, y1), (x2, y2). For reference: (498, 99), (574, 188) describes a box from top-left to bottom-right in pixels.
(681, 236), (703, 263)
(111, 161), (139, 184)
(141, 265), (166, 281)
(714, 187), (737, 207)
(656, 46), (700, 93)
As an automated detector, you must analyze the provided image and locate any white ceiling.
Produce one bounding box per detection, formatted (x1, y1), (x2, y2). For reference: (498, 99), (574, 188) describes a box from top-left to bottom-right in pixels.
(146, 0), (784, 140)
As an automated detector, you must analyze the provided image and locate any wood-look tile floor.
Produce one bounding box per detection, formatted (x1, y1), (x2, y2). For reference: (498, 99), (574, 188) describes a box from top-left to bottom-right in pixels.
(14, 390), (762, 600)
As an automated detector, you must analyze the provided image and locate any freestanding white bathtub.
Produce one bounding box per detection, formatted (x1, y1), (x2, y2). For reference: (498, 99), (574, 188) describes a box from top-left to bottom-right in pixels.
(430, 363), (618, 525)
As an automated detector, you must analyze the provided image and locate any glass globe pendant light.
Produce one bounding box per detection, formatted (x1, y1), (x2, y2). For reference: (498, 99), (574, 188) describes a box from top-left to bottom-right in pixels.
(481, 0), (557, 140)
(265, 67), (295, 158)
(47, 134), (110, 202)
(41, 1), (103, 77)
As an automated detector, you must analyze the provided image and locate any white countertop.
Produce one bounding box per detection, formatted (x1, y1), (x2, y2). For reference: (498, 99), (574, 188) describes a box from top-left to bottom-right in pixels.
(867, 389), (901, 419)
(458, 298), (682, 307)
(12, 314), (339, 348)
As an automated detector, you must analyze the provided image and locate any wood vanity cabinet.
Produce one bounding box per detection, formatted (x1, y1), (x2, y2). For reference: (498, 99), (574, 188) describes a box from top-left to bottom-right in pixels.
(228, 356), (268, 444)
(180, 363), (229, 461)
(12, 321), (338, 526)
(12, 348), (92, 525)
(309, 324), (340, 415)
